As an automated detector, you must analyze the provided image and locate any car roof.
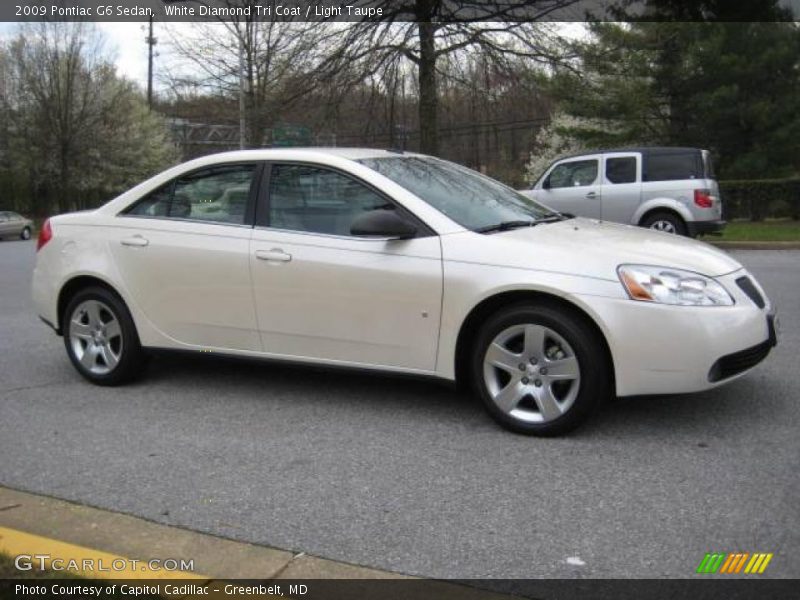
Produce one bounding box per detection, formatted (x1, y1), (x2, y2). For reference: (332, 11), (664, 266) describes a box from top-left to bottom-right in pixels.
(556, 146), (705, 161)
(191, 147), (422, 162)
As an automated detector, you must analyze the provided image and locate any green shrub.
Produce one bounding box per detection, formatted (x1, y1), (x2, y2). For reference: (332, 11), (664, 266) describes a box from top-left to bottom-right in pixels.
(719, 178), (800, 221)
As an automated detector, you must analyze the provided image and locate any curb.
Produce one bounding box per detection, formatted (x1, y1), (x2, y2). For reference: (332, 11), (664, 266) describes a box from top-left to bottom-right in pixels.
(708, 241), (800, 250)
(0, 487), (519, 599)
(0, 486), (393, 580)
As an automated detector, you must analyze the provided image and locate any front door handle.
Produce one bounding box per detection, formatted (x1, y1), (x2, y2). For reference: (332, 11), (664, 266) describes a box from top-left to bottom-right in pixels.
(120, 236), (149, 247)
(585, 191), (598, 199)
(255, 249), (292, 263)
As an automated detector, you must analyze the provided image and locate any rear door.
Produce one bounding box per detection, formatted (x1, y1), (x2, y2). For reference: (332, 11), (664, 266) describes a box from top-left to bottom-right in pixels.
(601, 153), (641, 224)
(110, 163), (262, 351)
(536, 156), (602, 218)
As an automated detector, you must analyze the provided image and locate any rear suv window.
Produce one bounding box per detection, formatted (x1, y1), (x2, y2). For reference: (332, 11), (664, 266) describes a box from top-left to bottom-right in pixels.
(605, 157), (637, 184)
(644, 151), (703, 182)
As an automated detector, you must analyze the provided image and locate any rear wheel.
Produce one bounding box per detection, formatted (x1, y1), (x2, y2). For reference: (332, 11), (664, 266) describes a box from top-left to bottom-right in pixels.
(641, 211), (687, 236)
(20, 227), (31, 240)
(63, 286), (146, 385)
(470, 303), (610, 436)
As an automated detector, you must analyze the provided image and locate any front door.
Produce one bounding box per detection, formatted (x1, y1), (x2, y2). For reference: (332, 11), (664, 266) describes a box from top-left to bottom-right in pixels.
(250, 163), (443, 371)
(537, 155), (602, 219)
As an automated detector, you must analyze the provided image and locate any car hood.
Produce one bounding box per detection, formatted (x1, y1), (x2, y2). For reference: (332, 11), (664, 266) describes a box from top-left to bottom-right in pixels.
(445, 218), (742, 280)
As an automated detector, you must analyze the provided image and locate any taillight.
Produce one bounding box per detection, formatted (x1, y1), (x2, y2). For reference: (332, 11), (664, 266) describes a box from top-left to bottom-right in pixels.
(694, 189), (713, 208)
(36, 219), (52, 251)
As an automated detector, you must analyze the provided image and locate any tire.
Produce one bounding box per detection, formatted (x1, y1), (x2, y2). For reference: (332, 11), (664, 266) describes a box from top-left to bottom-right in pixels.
(640, 211), (687, 236)
(470, 303), (610, 436)
(62, 286), (146, 385)
(20, 227), (31, 240)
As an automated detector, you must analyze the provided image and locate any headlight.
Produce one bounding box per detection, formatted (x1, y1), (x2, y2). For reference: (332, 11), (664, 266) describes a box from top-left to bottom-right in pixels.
(617, 265), (734, 306)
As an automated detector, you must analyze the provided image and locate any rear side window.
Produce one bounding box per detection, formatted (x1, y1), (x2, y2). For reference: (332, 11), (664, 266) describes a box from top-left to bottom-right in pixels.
(546, 160), (599, 188)
(644, 152), (703, 182)
(605, 157), (637, 184)
(125, 164), (256, 225)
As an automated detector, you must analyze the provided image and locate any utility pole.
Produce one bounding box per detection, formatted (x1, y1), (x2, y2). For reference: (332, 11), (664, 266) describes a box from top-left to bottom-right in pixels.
(238, 34), (246, 149)
(145, 15), (157, 110)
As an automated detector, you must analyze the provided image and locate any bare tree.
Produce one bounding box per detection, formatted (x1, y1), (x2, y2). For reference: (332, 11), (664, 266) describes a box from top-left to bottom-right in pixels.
(322, 0), (582, 155)
(163, 1), (327, 146)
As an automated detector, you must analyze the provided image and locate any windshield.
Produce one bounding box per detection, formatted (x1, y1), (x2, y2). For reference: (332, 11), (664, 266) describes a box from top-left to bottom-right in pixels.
(358, 156), (555, 231)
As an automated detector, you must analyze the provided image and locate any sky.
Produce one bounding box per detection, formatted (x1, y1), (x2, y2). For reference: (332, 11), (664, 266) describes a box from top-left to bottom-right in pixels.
(0, 21), (588, 93)
(0, 22), (185, 91)
(1, 11), (796, 93)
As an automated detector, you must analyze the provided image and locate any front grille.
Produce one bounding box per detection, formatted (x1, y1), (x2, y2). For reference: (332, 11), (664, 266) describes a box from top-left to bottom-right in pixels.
(708, 340), (772, 382)
(736, 276), (765, 308)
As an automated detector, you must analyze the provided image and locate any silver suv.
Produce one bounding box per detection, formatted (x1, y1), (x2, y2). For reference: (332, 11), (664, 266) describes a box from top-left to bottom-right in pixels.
(521, 147), (725, 237)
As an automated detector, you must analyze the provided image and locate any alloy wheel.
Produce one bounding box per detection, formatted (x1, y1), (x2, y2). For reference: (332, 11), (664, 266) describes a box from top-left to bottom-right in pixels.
(650, 220), (677, 234)
(482, 323), (581, 424)
(69, 299), (123, 375)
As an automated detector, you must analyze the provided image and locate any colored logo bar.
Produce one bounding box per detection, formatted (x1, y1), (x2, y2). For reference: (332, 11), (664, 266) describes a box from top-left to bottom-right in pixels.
(697, 552), (773, 574)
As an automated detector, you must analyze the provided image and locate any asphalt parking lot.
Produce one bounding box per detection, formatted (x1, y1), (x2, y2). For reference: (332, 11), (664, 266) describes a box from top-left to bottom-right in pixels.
(0, 239), (797, 584)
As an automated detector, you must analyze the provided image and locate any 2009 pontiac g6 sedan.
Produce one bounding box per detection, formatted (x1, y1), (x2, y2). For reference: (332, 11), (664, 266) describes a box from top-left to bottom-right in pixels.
(32, 149), (778, 435)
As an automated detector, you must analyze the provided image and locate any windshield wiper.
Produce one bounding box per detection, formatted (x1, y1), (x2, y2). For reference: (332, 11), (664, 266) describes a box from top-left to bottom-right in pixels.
(531, 213), (573, 224)
(476, 220), (537, 233)
(476, 213), (574, 233)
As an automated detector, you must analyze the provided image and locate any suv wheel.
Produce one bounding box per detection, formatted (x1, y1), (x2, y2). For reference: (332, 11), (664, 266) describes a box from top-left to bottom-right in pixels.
(63, 286), (146, 385)
(641, 212), (687, 236)
(470, 303), (610, 436)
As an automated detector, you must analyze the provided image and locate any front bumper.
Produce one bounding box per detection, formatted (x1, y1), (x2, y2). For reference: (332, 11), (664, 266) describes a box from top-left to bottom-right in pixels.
(707, 316), (777, 382)
(688, 219), (726, 237)
(577, 269), (775, 397)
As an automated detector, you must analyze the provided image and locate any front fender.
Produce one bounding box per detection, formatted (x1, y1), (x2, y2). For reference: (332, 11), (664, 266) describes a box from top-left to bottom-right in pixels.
(435, 261), (625, 381)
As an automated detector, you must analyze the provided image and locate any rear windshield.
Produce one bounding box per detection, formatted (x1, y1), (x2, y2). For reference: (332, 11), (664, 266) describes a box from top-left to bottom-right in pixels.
(644, 151), (704, 182)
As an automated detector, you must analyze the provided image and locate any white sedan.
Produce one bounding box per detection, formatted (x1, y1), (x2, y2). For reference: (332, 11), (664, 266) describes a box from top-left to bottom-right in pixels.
(32, 149), (778, 435)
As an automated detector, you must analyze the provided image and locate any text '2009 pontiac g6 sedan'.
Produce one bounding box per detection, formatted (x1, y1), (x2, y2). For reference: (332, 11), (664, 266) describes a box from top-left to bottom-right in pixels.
(32, 149), (778, 435)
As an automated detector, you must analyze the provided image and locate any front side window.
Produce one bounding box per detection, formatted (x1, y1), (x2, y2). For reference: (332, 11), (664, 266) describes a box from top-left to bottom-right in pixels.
(125, 164), (256, 225)
(359, 156), (553, 232)
(605, 157), (637, 184)
(546, 160), (599, 188)
(268, 164), (392, 236)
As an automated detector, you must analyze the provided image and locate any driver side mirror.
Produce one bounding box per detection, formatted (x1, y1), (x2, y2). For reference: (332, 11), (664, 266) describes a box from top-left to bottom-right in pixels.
(351, 209), (417, 239)
(542, 177), (551, 190)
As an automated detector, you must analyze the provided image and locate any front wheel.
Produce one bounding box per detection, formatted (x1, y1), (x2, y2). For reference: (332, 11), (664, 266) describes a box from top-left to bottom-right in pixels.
(470, 304), (610, 436)
(20, 227), (31, 240)
(63, 286), (146, 385)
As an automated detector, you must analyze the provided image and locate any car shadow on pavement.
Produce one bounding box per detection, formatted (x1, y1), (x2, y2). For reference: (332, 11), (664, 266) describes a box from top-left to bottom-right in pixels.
(143, 349), (486, 419)
(136, 350), (772, 439)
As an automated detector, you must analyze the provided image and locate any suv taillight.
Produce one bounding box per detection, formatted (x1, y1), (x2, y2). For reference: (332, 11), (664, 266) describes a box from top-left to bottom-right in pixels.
(36, 219), (52, 251)
(694, 189), (713, 208)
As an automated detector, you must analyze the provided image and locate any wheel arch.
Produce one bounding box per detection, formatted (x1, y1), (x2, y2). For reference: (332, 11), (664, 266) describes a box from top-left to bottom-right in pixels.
(634, 198), (692, 227)
(454, 290), (616, 394)
(56, 275), (127, 335)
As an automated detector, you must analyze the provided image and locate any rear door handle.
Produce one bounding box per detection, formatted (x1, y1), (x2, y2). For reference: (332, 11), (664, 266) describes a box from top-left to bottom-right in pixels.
(585, 191), (598, 199)
(120, 236), (149, 247)
(255, 249), (292, 263)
